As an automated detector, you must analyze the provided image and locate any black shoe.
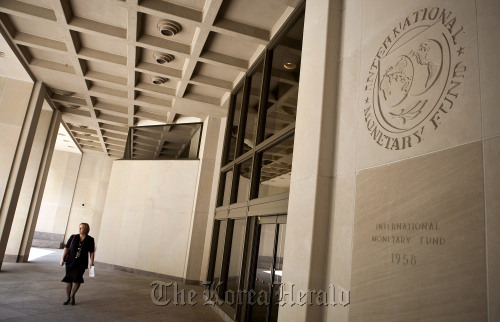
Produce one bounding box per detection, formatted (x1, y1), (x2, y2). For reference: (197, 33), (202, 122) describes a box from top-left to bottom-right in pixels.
(71, 296), (75, 305)
(63, 298), (71, 305)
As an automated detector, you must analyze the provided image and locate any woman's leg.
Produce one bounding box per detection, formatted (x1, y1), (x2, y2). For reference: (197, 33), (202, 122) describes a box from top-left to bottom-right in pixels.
(70, 283), (80, 304)
(64, 283), (72, 305)
(66, 283), (72, 297)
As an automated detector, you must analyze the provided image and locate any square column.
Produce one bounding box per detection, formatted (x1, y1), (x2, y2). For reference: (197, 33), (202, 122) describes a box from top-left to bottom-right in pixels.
(184, 115), (225, 283)
(279, 0), (343, 321)
(0, 81), (45, 269)
(15, 110), (62, 262)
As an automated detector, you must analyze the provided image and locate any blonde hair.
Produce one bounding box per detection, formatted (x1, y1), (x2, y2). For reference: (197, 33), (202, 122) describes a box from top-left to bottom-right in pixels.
(80, 223), (90, 234)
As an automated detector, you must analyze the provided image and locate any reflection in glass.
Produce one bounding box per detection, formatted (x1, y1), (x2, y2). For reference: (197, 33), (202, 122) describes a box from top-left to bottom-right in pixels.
(227, 89), (244, 164)
(270, 224), (286, 322)
(250, 224), (276, 322)
(243, 61), (264, 155)
(264, 15), (304, 141)
(224, 219), (246, 313)
(213, 220), (228, 288)
(258, 135), (294, 198)
(220, 170), (233, 207)
(236, 158), (253, 203)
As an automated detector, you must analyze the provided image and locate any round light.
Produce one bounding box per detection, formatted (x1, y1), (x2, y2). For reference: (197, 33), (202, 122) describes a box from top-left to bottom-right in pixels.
(283, 62), (297, 70)
(153, 52), (174, 64)
(151, 76), (168, 85)
(157, 20), (182, 37)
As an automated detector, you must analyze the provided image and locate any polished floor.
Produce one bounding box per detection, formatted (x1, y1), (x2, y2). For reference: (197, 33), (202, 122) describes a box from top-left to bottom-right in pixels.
(0, 248), (223, 321)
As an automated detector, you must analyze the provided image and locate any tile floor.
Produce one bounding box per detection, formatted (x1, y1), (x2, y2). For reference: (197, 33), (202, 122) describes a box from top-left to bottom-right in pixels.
(0, 248), (223, 321)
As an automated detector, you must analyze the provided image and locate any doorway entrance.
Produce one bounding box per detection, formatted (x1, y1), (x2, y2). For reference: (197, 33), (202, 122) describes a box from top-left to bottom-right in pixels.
(248, 215), (286, 322)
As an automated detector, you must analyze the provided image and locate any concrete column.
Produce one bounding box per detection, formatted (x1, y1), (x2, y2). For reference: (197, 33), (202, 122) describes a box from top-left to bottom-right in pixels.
(278, 0), (343, 321)
(5, 108), (53, 261)
(0, 82), (45, 270)
(16, 110), (62, 262)
(184, 116), (225, 283)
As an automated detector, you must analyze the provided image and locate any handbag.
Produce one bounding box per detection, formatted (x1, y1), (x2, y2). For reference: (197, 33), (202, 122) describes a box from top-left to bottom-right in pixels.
(89, 266), (95, 277)
(63, 235), (75, 262)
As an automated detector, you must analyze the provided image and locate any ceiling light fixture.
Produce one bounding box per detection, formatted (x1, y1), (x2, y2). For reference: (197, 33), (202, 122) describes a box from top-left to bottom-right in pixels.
(283, 62), (297, 70)
(157, 19), (182, 36)
(153, 52), (175, 64)
(151, 76), (168, 85)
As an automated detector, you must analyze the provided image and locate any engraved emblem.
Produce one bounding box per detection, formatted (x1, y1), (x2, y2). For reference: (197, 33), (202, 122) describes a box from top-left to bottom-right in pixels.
(363, 7), (466, 150)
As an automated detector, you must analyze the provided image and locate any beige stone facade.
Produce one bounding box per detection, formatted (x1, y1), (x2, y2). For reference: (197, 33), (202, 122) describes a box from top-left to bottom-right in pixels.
(0, 0), (498, 321)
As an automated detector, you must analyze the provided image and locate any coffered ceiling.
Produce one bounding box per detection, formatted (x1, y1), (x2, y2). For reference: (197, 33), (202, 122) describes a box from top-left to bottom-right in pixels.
(0, 0), (300, 158)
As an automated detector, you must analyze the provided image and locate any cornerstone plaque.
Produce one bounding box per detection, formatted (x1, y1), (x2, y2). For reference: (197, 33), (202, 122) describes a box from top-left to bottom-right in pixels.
(350, 143), (486, 321)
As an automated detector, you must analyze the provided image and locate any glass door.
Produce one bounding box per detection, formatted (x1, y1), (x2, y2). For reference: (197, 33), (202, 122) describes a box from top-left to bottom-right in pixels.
(248, 215), (286, 322)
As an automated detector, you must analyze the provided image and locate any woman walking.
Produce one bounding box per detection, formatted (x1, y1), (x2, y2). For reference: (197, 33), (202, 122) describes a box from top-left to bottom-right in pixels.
(60, 223), (95, 305)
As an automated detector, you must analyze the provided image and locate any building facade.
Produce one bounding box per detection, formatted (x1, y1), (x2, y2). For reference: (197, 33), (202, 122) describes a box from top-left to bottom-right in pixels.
(0, 0), (498, 321)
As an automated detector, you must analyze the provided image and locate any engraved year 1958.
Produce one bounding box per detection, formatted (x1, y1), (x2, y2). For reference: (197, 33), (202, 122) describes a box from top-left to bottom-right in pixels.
(391, 253), (416, 266)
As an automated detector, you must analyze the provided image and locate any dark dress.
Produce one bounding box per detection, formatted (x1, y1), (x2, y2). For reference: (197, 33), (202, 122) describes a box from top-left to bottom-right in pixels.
(61, 234), (95, 283)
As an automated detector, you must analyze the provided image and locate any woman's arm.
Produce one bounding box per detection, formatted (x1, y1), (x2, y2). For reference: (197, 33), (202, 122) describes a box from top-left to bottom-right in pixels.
(90, 251), (95, 267)
(60, 248), (69, 266)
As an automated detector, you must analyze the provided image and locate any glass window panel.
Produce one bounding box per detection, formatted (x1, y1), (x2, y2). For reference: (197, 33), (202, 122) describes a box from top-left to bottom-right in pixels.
(264, 15), (304, 141)
(213, 220), (228, 288)
(227, 89), (244, 164)
(236, 158), (253, 203)
(273, 224), (286, 285)
(250, 223), (276, 322)
(219, 170), (233, 207)
(242, 61), (264, 155)
(270, 224), (286, 322)
(258, 135), (294, 198)
(224, 219), (247, 312)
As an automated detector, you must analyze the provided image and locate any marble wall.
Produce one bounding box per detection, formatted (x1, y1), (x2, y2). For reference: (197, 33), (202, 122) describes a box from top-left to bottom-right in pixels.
(319, 0), (499, 321)
(33, 149), (82, 247)
(96, 160), (200, 278)
(64, 153), (113, 244)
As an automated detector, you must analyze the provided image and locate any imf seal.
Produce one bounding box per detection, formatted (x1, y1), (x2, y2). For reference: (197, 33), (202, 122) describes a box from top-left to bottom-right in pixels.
(363, 7), (466, 150)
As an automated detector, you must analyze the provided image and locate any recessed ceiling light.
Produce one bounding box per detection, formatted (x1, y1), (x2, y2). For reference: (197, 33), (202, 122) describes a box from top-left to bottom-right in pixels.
(153, 52), (175, 64)
(157, 19), (182, 36)
(151, 76), (168, 85)
(283, 62), (297, 70)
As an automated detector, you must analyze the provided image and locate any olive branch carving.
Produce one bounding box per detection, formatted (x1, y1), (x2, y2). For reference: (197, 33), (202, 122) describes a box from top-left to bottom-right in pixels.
(390, 100), (427, 125)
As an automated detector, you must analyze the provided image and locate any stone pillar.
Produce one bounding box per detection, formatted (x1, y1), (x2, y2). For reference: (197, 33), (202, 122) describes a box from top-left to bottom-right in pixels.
(278, 0), (343, 321)
(0, 81), (45, 269)
(184, 115), (225, 283)
(16, 110), (62, 262)
(4, 108), (54, 261)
